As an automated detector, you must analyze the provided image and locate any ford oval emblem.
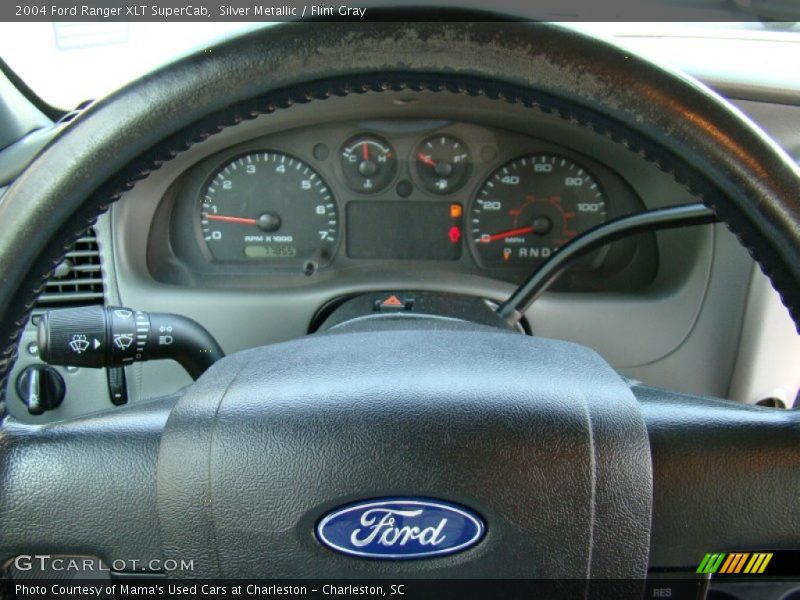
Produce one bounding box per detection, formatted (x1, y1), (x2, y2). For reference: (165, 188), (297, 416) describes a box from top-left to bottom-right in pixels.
(316, 498), (485, 559)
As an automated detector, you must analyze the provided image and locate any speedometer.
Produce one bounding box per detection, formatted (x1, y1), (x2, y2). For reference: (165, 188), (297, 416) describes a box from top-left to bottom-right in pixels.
(199, 152), (339, 263)
(469, 154), (607, 268)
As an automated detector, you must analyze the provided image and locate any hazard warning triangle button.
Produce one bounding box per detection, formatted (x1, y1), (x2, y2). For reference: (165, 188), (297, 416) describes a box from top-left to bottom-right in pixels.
(375, 294), (413, 311)
(381, 295), (403, 307)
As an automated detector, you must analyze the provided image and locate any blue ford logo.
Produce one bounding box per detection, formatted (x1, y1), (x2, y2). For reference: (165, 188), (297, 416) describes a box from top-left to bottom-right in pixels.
(316, 498), (485, 559)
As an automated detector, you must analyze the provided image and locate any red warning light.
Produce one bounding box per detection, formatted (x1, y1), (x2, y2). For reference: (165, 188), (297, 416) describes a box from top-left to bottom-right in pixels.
(448, 226), (461, 244)
(381, 295), (404, 307)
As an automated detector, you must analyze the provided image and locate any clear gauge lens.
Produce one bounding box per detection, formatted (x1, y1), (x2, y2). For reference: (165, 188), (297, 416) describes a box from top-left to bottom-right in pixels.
(199, 152), (339, 263)
(470, 154), (607, 268)
(414, 135), (471, 194)
(340, 134), (398, 193)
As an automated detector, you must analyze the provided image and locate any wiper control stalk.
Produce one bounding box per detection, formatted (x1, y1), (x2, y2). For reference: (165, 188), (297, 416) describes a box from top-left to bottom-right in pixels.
(37, 305), (224, 379)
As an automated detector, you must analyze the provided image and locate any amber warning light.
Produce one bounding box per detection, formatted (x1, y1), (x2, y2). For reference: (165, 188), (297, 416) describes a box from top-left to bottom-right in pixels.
(449, 204), (463, 244)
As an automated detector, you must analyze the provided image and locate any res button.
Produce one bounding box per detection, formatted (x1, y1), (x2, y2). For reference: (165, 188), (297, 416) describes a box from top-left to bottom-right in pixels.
(645, 573), (708, 600)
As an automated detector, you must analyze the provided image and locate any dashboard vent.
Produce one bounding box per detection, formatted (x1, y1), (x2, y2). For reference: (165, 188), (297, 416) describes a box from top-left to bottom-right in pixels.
(36, 228), (104, 308)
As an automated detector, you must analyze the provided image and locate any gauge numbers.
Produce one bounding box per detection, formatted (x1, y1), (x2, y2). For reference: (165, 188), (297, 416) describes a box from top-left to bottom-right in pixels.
(470, 154), (607, 268)
(200, 152), (339, 263)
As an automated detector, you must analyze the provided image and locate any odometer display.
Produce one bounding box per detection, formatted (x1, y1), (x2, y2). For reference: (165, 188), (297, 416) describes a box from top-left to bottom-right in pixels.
(199, 152), (338, 263)
(470, 155), (607, 268)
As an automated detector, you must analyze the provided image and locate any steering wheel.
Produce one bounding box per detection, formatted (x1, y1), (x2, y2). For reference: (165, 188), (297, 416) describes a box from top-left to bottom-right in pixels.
(1, 18), (800, 592)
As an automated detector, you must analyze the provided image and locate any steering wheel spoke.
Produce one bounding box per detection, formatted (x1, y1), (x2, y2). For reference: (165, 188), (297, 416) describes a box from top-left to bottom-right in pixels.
(0, 395), (176, 564)
(635, 384), (800, 566)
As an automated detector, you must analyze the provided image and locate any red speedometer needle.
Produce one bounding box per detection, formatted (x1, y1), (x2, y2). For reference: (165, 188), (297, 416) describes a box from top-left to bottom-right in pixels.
(204, 214), (258, 225)
(416, 153), (437, 167)
(479, 226), (534, 242)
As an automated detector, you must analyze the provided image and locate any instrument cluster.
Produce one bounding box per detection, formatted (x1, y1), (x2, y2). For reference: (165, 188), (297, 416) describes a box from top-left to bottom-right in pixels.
(157, 120), (652, 289)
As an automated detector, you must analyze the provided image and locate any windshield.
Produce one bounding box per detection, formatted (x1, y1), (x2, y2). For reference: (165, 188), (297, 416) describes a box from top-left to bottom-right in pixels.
(0, 23), (263, 108)
(0, 21), (798, 109)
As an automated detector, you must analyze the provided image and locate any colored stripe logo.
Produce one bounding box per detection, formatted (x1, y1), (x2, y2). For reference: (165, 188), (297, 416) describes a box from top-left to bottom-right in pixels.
(697, 552), (773, 574)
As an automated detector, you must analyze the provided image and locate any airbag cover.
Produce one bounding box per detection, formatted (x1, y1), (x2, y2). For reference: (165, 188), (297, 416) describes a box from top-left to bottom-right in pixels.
(156, 329), (651, 580)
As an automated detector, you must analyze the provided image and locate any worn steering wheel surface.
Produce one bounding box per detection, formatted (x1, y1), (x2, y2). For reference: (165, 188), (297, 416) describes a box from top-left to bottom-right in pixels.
(1, 19), (799, 594)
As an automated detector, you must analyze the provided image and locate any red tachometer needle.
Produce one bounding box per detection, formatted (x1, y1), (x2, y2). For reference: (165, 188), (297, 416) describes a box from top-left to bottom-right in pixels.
(416, 153), (437, 167)
(204, 214), (258, 225)
(479, 226), (535, 242)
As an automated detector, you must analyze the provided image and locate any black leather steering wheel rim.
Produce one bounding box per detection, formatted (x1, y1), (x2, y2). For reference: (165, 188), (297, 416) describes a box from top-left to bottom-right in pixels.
(1, 17), (800, 586)
(0, 20), (799, 393)
(0, 21), (799, 392)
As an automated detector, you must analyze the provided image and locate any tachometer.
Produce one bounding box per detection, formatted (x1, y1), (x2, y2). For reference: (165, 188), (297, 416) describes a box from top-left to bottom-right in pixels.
(199, 152), (339, 263)
(470, 154), (607, 268)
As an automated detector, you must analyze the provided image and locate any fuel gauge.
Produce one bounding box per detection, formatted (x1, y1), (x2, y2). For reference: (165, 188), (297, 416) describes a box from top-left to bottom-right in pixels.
(415, 135), (471, 194)
(340, 134), (397, 193)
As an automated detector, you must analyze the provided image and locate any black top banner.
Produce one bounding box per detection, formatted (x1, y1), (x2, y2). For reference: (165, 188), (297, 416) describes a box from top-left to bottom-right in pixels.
(4, 0), (800, 22)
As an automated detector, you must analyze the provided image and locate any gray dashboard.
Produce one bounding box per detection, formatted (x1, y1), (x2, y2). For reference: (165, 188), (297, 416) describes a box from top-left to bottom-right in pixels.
(5, 84), (799, 423)
(151, 117), (652, 292)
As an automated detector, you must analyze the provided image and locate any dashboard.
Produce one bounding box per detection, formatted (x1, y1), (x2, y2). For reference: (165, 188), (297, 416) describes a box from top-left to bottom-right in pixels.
(4, 83), (800, 423)
(152, 119), (653, 292)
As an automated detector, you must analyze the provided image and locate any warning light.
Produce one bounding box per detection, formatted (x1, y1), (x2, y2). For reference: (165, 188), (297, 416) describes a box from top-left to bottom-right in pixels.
(450, 204), (463, 219)
(448, 226), (461, 244)
(376, 295), (413, 311)
(381, 295), (404, 307)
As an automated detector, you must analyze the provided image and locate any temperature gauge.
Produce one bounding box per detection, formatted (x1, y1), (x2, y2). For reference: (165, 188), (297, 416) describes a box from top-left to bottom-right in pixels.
(415, 135), (471, 194)
(340, 134), (397, 193)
